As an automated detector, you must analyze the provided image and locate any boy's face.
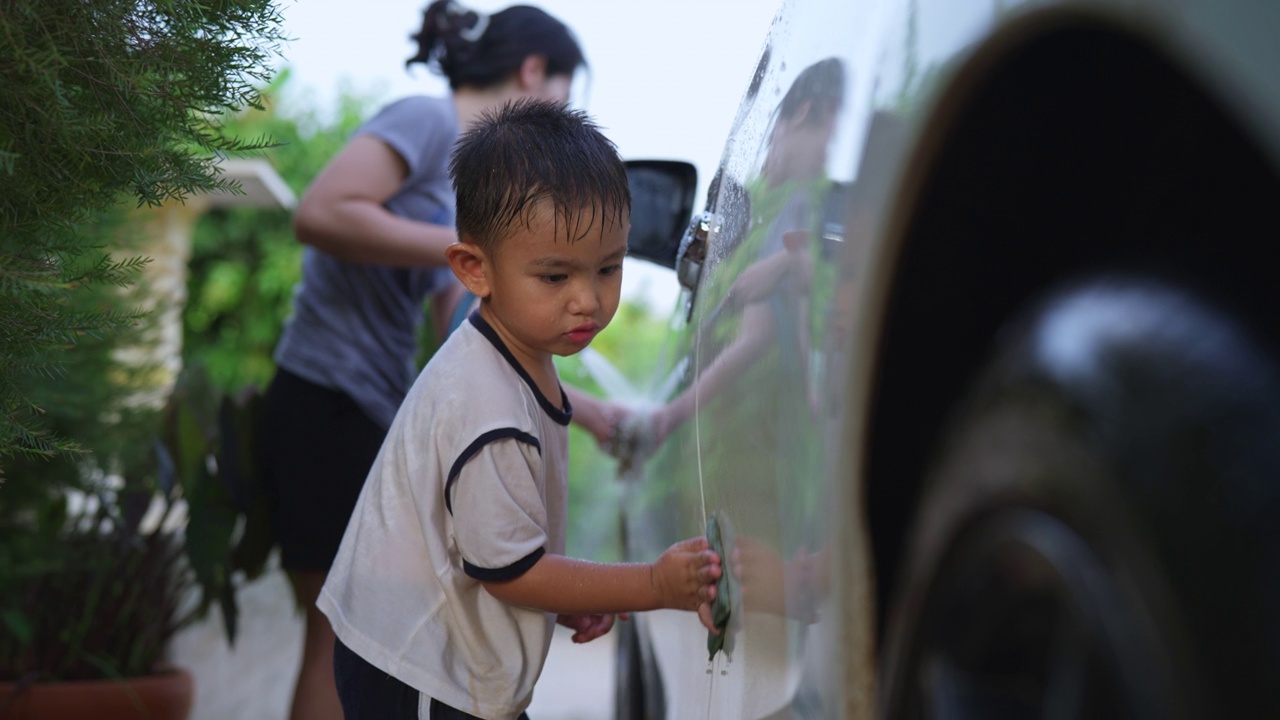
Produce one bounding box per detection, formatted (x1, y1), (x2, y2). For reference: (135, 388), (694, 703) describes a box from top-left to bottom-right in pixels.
(474, 200), (629, 368)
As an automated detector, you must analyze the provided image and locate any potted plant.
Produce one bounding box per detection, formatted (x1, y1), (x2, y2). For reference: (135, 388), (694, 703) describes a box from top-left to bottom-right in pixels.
(0, 462), (198, 719)
(0, 333), (271, 720)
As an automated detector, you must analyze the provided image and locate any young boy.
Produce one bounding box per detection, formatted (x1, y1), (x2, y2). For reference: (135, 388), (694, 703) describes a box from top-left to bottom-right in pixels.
(317, 99), (722, 720)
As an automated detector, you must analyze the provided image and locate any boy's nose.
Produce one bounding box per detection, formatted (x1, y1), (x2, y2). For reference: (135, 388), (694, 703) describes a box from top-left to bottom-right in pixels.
(568, 280), (600, 315)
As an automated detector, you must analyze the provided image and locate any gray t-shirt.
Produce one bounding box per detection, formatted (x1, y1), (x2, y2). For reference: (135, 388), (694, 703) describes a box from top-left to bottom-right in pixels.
(274, 96), (459, 428)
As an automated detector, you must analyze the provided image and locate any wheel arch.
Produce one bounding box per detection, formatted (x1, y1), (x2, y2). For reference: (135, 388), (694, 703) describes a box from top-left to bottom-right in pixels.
(856, 6), (1280, 637)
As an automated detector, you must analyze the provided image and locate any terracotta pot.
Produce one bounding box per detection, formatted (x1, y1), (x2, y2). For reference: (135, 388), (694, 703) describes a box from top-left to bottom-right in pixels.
(0, 668), (193, 720)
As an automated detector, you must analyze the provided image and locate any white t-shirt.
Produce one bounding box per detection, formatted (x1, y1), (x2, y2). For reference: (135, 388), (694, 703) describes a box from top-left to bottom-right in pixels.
(318, 312), (572, 720)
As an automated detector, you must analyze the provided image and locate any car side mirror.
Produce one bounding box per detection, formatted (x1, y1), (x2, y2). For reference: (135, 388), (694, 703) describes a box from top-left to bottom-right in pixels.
(625, 160), (697, 270)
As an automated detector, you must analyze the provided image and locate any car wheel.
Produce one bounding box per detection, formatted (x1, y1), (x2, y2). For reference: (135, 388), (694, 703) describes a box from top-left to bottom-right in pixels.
(879, 277), (1280, 719)
(614, 615), (664, 720)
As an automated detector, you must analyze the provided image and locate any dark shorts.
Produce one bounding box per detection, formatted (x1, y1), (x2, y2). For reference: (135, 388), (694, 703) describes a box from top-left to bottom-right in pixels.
(333, 638), (531, 720)
(256, 368), (387, 572)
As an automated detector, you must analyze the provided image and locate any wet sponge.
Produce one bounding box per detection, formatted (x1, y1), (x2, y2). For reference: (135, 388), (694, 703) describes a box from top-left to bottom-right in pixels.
(706, 511), (738, 661)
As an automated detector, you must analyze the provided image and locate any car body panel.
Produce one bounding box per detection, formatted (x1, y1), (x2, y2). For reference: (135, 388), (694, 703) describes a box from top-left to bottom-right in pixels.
(610, 0), (1280, 718)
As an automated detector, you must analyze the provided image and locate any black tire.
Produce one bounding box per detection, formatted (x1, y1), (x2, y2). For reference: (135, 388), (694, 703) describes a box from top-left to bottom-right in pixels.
(879, 277), (1280, 719)
(614, 616), (664, 720)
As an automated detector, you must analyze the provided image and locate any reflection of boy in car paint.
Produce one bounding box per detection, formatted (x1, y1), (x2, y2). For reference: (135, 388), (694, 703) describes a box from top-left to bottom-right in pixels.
(318, 101), (723, 720)
(650, 57), (846, 444)
(641, 58), (848, 720)
(721, 110), (898, 719)
(640, 59), (846, 638)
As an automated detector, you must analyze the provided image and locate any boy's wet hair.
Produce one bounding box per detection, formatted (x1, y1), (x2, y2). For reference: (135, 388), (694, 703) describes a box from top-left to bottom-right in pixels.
(449, 99), (631, 251)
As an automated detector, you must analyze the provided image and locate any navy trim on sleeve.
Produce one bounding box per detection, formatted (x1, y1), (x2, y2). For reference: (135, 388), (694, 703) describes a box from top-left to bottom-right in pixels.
(468, 312), (573, 426)
(464, 546), (545, 582)
(444, 428), (541, 515)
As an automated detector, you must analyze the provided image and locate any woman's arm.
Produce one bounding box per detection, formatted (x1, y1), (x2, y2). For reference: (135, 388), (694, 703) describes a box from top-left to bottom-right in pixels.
(563, 385), (625, 449)
(293, 135), (457, 267)
(651, 300), (778, 443)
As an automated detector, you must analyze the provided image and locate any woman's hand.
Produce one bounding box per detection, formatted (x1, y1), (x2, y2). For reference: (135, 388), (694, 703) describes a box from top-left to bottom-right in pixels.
(563, 386), (626, 449)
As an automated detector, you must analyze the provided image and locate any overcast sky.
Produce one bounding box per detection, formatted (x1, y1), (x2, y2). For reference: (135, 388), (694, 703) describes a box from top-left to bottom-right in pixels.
(269, 0), (785, 312)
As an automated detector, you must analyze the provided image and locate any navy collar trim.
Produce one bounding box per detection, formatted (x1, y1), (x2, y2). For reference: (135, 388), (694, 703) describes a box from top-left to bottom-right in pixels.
(468, 311), (572, 426)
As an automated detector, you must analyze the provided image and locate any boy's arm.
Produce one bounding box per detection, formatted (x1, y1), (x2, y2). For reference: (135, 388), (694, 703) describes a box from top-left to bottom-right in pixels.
(480, 538), (721, 629)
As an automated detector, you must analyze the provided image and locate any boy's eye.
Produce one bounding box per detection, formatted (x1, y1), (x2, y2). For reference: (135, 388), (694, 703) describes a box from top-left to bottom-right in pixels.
(599, 264), (622, 277)
(541, 274), (568, 284)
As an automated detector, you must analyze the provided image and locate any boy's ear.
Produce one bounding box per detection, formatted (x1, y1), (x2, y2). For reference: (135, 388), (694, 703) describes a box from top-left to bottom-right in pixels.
(445, 241), (493, 299)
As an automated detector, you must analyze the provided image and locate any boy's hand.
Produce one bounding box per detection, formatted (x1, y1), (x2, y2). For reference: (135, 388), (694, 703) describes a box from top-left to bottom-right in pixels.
(557, 613), (617, 644)
(651, 537), (721, 631)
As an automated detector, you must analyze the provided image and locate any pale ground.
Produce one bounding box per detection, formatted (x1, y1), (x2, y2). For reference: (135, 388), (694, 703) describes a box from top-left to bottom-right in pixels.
(170, 557), (614, 720)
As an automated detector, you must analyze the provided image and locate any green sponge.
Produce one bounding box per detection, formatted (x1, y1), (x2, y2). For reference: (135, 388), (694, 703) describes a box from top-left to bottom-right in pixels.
(706, 511), (738, 661)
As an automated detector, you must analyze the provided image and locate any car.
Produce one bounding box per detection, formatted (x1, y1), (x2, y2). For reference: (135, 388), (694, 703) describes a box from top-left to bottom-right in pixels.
(609, 0), (1280, 717)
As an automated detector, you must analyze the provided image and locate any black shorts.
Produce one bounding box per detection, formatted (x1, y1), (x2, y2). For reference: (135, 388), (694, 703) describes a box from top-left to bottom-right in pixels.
(257, 368), (387, 572)
(333, 638), (531, 720)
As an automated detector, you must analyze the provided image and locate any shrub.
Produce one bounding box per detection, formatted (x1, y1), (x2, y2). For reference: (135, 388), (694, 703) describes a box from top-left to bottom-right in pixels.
(0, 0), (287, 476)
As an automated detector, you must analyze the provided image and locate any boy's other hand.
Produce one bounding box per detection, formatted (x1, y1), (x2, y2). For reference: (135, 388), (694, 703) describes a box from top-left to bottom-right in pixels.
(651, 537), (721, 630)
(557, 613), (616, 643)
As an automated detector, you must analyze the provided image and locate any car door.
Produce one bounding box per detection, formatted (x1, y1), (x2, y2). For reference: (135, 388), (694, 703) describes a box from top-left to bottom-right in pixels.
(615, 1), (896, 717)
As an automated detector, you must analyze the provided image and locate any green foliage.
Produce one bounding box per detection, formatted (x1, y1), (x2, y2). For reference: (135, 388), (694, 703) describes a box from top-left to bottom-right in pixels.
(0, 360), (273, 682)
(0, 200), (271, 682)
(159, 365), (274, 646)
(184, 75), (378, 393)
(1, 210), (163, 494)
(0, 485), (196, 682)
(0, 0), (287, 474)
(0, 379), (252, 683)
(577, 298), (677, 385)
(0, 0), (287, 684)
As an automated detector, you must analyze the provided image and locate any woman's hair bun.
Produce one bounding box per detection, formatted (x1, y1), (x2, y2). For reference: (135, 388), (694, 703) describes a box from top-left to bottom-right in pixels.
(406, 1), (486, 73)
(405, 1), (584, 90)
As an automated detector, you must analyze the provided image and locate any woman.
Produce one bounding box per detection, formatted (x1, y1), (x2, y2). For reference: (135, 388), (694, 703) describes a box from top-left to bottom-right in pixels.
(257, 4), (602, 718)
